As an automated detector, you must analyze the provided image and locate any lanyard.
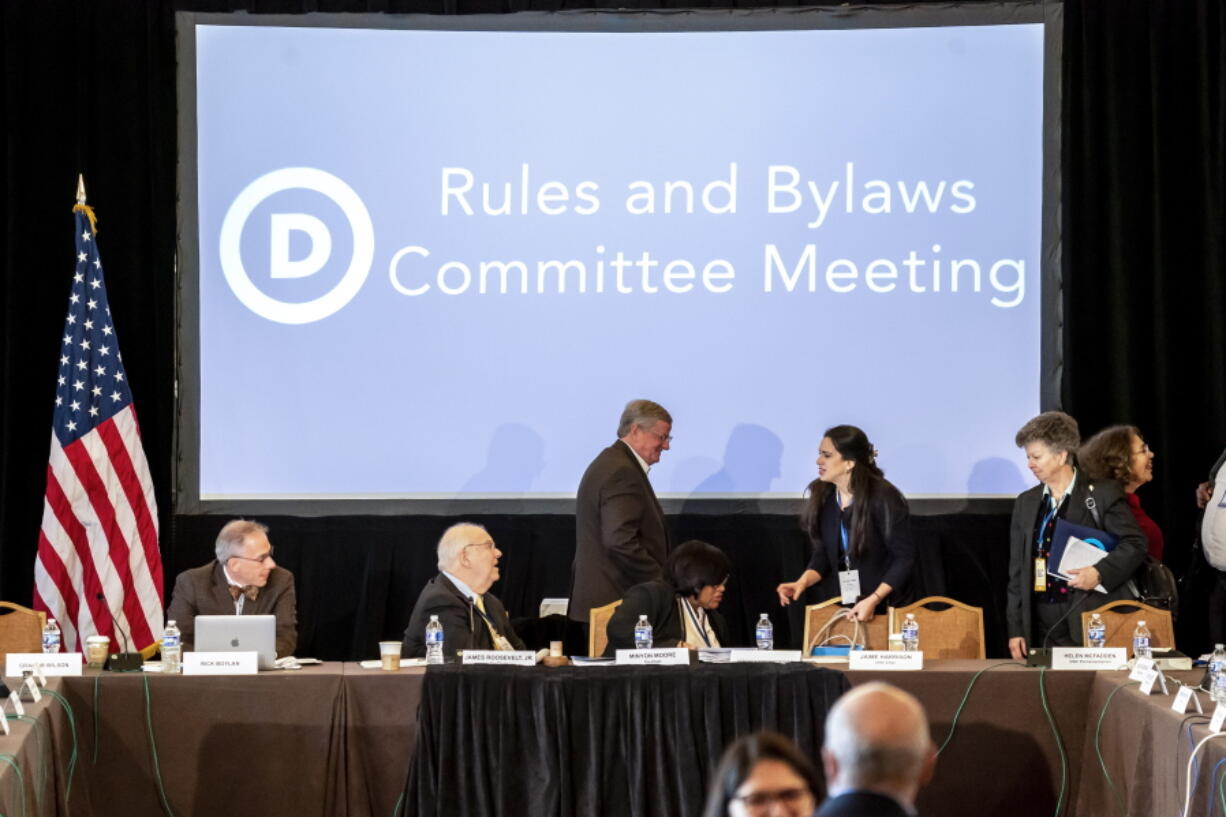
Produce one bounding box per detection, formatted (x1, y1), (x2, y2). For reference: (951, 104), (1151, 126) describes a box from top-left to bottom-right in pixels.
(679, 598), (712, 647)
(836, 491), (851, 569)
(1036, 495), (1061, 549)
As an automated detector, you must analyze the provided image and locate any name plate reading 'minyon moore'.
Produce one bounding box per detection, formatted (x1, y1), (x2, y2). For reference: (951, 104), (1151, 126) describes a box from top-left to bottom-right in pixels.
(848, 651), (923, 671)
(616, 648), (690, 666)
(1051, 648), (1129, 670)
(462, 650), (537, 666)
(183, 651), (258, 675)
(6, 653), (83, 677)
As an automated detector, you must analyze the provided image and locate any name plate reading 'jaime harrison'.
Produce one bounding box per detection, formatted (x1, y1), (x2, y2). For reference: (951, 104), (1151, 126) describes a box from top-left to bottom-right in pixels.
(1051, 648), (1128, 671)
(729, 649), (803, 663)
(462, 650), (537, 666)
(616, 648), (690, 666)
(848, 651), (923, 671)
(183, 651), (258, 675)
(6, 653), (82, 677)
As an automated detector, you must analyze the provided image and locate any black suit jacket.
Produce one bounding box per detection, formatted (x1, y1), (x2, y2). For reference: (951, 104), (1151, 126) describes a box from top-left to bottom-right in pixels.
(569, 440), (672, 622)
(165, 561), (298, 657)
(816, 791), (914, 817)
(1007, 475), (1146, 646)
(806, 482), (916, 603)
(401, 573), (526, 658)
(602, 580), (731, 656)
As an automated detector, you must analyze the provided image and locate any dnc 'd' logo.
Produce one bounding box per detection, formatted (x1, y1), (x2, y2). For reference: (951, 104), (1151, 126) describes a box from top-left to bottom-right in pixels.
(218, 168), (374, 324)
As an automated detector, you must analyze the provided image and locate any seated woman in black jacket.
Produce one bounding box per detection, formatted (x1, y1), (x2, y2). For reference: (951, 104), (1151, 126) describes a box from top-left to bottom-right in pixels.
(603, 539), (732, 655)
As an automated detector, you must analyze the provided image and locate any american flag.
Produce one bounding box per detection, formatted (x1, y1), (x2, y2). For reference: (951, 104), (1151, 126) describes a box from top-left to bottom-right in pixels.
(33, 200), (164, 654)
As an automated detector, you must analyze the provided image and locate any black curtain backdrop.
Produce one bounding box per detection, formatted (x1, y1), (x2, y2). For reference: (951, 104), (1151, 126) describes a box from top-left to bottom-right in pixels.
(2, 0), (1224, 660)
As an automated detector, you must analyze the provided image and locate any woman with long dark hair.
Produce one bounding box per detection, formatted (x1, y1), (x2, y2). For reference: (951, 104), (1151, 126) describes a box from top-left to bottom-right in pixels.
(776, 425), (915, 621)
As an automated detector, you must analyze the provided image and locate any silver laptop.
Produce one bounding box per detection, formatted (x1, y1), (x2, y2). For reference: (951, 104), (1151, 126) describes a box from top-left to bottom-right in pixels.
(194, 615), (277, 670)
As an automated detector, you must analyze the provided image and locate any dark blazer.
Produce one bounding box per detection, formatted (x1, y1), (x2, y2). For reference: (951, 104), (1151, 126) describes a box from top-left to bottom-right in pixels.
(1006, 475), (1146, 646)
(602, 580), (731, 655)
(569, 440), (672, 622)
(401, 573), (526, 659)
(806, 481), (916, 604)
(816, 791), (914, 817)
(165, 561), (298, 657)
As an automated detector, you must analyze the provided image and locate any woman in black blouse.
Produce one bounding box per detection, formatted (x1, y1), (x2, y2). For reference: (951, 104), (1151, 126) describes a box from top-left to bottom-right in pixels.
(776, 425), (916, 621)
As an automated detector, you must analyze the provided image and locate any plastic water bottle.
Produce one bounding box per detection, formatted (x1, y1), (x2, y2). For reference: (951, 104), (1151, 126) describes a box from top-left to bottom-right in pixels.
(162, 620), (181, 674)
(1132, 620), (1152, 661)
(901, 614), (920, 652)
(1087, 613), (1106, 648)
(1212, 644), (1226, 704)
(634, 615), (653, 649)
(42, 617), (61, 654)
(755, 614), (774, 650)
(425, 614), (444, 664)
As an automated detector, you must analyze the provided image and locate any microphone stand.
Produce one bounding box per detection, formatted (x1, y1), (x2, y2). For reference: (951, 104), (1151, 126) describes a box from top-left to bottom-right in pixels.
(96, 593), (144, 672)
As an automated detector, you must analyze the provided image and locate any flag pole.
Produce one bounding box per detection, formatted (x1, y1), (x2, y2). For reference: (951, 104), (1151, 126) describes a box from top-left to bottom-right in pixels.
(74, 174), (97, 233)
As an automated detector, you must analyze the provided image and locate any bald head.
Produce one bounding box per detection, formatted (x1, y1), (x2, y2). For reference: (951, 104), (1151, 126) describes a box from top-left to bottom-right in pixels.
(822, 682), (935, 804)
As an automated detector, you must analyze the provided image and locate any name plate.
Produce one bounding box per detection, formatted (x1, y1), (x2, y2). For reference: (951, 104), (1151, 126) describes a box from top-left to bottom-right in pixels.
(1051, 648), (1128, 670)
(730, 649), (803, 663)
(1129, 657), (1156, 682)
(848, 650), (923, 671)
(462, 650), (537, 666)
(616, 648), (690, 666)
(5, 653), (82, 677)
(183, 651), (258, 675)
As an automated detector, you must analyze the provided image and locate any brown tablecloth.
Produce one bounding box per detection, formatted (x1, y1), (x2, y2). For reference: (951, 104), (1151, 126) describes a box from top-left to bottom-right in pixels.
(0, 676), (66, 817)
(342, 663), (426, 817)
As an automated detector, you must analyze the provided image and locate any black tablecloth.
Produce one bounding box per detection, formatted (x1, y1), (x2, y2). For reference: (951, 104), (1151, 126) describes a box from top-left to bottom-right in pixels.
(405, 662), (850, 817)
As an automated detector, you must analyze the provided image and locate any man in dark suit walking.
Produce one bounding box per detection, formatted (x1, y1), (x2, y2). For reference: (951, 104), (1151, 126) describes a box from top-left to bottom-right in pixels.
(568, 399), (673, 627)
(817, 682), (936, 817)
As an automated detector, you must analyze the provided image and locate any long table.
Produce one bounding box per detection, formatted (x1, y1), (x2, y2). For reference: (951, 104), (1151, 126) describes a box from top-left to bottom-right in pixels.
(6, 660), (1221, 817)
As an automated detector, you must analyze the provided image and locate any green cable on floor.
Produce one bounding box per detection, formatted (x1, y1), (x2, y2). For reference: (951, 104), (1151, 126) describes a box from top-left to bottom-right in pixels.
(41, 688), (79, 803)
(392, 790), (404, 817)
(142, 673), (178, 817)
(935, 661), (1023, 755)
(0, 752), (27, 817)
(1037, 667), (1069, 817)
(10, 715), (48, 812)
(1094, 680), (1139, 817)
(1219, 761), (1226, 814)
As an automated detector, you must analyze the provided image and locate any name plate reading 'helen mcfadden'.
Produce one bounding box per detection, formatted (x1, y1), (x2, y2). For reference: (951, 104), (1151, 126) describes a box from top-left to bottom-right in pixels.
(183, 652), (259, 675)
(6, 653), (82, 677)
(616, 648), (690, 666)
(848, 651), (923, 671)
(462, 650), (537, 666)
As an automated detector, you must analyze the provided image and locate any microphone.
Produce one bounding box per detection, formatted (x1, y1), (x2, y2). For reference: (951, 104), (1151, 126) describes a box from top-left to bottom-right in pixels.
(95, 592), (144, 672)
(1027, 591), (1093, 667)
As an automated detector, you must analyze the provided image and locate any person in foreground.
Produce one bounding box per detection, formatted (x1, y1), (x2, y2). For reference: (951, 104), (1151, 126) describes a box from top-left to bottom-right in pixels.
(1007, 412), (1146, 657)
(776, 425), (915, 622)
(702, 731), (822, 817)
(569, 399), (674, 628)
(1079, 424), (1164, 560)
(166, 518), (298, 657)
(402, 522), (525, 659)
(603, 539), (732, 654)
(818, 682), (937, 817)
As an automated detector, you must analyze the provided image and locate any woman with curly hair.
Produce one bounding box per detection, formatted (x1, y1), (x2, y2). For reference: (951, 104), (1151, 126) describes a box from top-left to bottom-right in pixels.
(1080, 424), (1163, 561)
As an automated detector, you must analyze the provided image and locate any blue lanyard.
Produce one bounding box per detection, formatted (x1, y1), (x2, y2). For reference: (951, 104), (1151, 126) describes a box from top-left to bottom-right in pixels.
(837, 492), (851, 568)
(1036, 496), (1060, 549)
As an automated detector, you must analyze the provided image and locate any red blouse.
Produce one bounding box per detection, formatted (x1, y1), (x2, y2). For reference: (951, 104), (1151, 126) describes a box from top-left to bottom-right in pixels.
(1126, 491), (1164, 561)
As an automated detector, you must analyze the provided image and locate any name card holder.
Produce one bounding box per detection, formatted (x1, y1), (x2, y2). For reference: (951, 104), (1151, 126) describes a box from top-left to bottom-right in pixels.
(462, 650), (537, 666)
(729, 649), (803, 663)
(5, 654), (82, 677)
(183, 651), (259, 675)
(1051, 648), (1128, 671)
(848, 651), (923, 671)
(616, 648), (690, 666)
(1211, 703), (1226, 734)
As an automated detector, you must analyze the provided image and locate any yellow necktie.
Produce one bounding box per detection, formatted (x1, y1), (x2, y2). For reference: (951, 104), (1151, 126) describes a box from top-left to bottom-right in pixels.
(474, 595), (505, 649)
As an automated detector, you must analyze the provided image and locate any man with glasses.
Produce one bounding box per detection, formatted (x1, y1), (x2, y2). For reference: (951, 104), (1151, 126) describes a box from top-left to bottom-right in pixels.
(166, 518), (298, 656)
(402, 522), (525, 658)
(569, 399), (674, 633)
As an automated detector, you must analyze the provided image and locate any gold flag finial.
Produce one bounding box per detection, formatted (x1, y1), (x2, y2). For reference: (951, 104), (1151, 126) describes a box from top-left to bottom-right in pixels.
(76, 174), (87, 206)
(73, 174), (97, 233)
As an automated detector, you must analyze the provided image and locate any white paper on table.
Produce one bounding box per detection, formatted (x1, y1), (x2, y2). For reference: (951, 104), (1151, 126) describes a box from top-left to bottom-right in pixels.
(1055, 536), (1109, 592)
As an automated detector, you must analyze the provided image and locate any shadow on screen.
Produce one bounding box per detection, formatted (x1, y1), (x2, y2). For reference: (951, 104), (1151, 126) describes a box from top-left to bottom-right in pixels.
(967, 456), (1029, 496)
(446, 423), (545, 513)
(690, 423), (784, 494)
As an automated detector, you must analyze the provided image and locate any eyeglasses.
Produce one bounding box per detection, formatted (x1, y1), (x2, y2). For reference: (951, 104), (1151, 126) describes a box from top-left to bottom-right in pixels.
(733, 787), (812, 811)
(464, 541), (496, 552)
(643, 428), (673, 444)
(231, 546), (274, 564)
(1132, 443), (1151, 455)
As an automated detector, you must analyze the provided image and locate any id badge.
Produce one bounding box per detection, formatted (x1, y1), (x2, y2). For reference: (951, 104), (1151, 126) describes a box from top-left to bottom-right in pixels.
(1034, 557), (1047, 592)
(839, 570), (862, 604)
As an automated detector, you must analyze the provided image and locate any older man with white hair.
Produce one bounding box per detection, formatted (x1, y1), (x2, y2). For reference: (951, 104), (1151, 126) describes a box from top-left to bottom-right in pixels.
(402, 523), (526, 659)
(818, 682), (937, 817)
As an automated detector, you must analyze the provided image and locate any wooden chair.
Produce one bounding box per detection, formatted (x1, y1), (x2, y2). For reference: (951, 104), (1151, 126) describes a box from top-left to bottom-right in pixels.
(589, 600), (623, 657)
(888, 596), (985, 659)
(1080, 600), (1175, 650)
(802, 596), (889, 654)
(0, 601), (46, 660)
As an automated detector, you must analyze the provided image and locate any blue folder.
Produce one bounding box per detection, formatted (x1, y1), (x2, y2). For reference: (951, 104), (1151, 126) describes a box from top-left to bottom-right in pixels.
(1048, 518), (1118, 581)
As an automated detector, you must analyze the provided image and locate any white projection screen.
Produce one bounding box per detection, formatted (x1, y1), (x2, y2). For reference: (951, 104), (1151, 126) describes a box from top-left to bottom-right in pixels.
(175, 4), (1063, 516)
